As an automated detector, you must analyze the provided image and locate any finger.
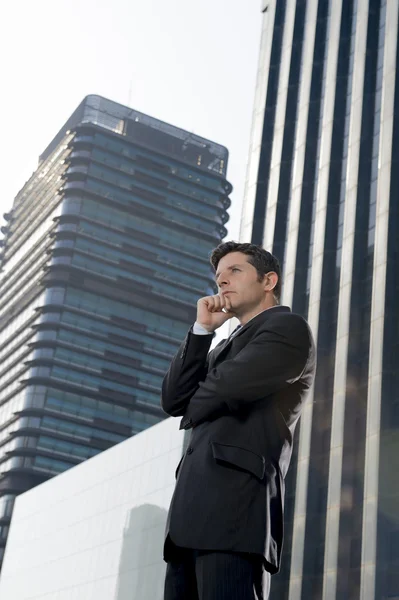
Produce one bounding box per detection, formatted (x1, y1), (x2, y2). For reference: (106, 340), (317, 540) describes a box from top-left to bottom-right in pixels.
(212, 295), (222, 312)
(220, 292), (231, 310)
(218, 293), (226, 309)
(205, 296), (219, 313)
(204, 296), (215, 312)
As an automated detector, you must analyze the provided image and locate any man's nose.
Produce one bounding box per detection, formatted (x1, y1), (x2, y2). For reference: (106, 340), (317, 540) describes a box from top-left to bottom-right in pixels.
(218, 276), (229, 287)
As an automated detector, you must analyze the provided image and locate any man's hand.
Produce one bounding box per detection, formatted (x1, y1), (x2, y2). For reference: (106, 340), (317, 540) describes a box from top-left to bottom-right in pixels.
(196, 293), (234, 333)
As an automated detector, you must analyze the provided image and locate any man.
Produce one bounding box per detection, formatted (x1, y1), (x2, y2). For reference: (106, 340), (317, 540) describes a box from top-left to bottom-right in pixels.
(161, 242), (316, 600)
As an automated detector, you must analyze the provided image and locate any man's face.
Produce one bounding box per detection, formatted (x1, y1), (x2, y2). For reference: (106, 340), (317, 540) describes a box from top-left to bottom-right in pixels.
(215, 252), (269, 316)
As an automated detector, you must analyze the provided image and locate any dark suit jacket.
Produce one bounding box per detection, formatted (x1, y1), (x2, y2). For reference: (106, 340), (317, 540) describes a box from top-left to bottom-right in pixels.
(161, 305), (316, 574)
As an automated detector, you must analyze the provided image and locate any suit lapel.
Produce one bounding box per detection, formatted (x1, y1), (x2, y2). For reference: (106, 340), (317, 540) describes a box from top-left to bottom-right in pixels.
(208, 338), (229, 370)
(208, 306), (291, 370)
(209, 327), (247, 369)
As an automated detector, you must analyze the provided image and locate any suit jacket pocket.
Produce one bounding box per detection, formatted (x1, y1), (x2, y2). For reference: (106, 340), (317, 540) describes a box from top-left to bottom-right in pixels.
(211, 442), (265, 481)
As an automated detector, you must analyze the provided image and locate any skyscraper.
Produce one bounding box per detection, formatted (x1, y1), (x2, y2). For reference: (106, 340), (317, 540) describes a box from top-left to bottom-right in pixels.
(0, 95), (231, 566)
(241, 1), (398, 598)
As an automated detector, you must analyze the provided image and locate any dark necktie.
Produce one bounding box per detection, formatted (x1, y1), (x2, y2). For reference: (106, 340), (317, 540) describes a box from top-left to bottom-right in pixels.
(227, 324), (242, 342)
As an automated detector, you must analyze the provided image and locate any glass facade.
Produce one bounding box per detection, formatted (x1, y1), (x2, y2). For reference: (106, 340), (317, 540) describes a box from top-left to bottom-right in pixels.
(0, 95), (231, 568)
(0, 417), (185, 599)
(242, 1), (399, 599)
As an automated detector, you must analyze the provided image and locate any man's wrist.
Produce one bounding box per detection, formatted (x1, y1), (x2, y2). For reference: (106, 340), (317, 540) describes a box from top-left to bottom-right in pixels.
(193, 321), (215, 335)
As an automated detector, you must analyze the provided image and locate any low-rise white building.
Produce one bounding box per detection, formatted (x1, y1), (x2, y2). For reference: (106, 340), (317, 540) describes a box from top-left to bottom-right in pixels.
(0, 417), (184, 600)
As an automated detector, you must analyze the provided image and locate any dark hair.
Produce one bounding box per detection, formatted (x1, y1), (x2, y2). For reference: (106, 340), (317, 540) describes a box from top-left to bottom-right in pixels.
(210, 241), (282, 302)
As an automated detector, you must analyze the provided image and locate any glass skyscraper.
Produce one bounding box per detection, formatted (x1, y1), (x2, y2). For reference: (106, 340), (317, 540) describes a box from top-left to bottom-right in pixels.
(0, 95), (231, 567)
(242, 1), (398, 599)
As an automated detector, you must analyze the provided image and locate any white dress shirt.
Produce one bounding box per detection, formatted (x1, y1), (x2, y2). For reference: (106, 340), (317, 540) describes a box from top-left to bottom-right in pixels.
(192, 307), (275, 336)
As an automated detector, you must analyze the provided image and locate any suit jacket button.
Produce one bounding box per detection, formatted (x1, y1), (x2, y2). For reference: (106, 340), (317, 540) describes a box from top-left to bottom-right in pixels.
(187, 447), (194, 454)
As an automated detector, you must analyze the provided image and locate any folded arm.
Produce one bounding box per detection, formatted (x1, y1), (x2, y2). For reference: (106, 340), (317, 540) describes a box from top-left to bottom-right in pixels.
(161, 330), (214, 417)
(180, 317), (312, 429)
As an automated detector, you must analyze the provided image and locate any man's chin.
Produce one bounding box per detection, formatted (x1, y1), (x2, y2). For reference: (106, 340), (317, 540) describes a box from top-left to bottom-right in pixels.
(223, 303), (237, 315)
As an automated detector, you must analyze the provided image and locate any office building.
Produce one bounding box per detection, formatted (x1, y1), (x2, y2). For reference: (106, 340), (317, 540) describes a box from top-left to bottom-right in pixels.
(0, 95), (231, 567)
(241, 1), (398, 598)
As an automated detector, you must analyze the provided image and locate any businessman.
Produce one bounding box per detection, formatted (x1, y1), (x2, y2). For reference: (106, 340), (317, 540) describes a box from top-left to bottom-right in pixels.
(162, 241), (316, 599)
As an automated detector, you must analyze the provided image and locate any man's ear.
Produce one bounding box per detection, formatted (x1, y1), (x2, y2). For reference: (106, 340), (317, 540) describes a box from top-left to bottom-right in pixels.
(264, 271), (278, 293)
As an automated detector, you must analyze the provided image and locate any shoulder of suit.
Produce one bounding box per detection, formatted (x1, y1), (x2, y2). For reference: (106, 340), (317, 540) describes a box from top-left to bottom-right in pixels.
(262, 309), (312, 337)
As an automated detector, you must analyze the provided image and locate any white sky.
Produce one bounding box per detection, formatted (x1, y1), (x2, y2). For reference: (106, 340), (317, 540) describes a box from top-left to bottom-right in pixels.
(0, 0), (261, 343)
(0, 0), (261, 240)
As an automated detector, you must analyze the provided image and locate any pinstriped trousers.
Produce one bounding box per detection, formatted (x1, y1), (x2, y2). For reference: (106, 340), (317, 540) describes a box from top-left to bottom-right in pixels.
(164, 546), (271, 600)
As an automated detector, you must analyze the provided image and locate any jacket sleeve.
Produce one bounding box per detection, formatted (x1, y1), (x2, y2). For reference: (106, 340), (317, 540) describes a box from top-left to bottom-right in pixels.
(161, 330), (214, 417)
(179, 316), (313, 429)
